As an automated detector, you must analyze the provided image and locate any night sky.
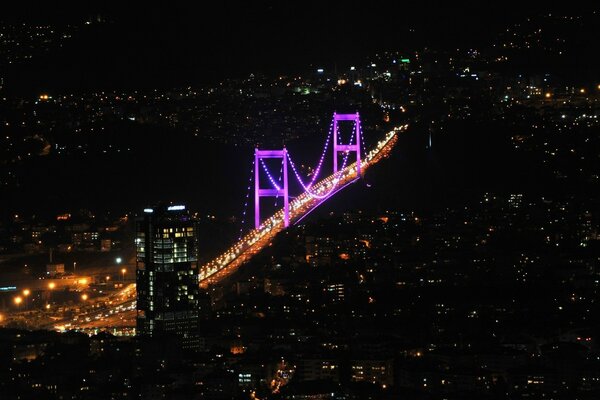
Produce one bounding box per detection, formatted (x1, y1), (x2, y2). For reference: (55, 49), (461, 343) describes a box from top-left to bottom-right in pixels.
(3, 1), (594, 94)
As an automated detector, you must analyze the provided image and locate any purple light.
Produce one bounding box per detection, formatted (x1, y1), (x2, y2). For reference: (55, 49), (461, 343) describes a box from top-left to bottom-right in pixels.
(255, 149), (289, 229)
(274, 159), (284, 207)
(333, 112), (361, 176)
(260, 158), (281, 190)
(284, 115), (336, 195)
(287, 116), (357, 199)
(305, 119), (334, 188)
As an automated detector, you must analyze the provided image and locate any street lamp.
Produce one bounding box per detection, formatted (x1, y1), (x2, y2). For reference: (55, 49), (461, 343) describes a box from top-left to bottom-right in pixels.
(81, 293), (88, 301)
(116, 257), (122, 264)
(22, 289), (30, 309)
(14, 296), (23, 307)
(47, 282), (55, 307)
(121, 268), (127, 282)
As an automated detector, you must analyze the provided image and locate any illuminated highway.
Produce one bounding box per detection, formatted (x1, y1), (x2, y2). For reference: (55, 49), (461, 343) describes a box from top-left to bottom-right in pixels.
(51, 283), (136, 334)
(199, 124), (407, 286)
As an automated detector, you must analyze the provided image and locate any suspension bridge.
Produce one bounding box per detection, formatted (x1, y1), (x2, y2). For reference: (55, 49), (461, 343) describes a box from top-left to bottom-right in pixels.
(199, 112), (407, 287)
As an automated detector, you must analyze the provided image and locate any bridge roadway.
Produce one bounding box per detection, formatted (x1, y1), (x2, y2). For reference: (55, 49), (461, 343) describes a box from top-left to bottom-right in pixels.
(199, 124), (407, 287)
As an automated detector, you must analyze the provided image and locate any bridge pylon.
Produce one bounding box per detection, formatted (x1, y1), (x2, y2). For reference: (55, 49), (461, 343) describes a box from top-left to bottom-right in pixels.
(255, 148), (289, 229)
(333, 112), (362, 177)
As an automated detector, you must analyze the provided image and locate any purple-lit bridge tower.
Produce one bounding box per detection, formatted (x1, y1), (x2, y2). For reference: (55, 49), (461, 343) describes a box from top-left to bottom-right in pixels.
(255, 149), (289, 229)
(333, 112), (362, 176)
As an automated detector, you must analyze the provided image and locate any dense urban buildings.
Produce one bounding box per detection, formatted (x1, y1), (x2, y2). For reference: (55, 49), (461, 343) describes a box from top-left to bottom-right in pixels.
(0, 3), (599, 399)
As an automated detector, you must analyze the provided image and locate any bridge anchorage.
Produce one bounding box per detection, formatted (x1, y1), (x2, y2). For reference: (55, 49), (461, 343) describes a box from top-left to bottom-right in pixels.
(199, 112), (406, 287)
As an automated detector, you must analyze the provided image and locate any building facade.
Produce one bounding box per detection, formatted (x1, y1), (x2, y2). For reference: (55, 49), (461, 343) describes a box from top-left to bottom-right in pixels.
(136, 204), (201, 350)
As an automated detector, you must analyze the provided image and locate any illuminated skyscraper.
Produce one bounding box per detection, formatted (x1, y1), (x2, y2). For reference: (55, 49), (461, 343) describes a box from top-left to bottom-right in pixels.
(136, 204), (201, 350)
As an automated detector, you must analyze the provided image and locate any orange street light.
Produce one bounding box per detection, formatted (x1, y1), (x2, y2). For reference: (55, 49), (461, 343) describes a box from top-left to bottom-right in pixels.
(121, 268), (126, 281)
(81, 294), (88, 301)
(22, 289), (30, 309)
(48, 282), (56, 290)
(14, 296), (23, 306)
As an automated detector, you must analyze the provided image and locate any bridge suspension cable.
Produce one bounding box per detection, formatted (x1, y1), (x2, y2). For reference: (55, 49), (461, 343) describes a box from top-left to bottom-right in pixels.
(303, 117), (335, 189)
(274, 158), (284, 207)
(258, 114), (359, 200)
(286, 119), (357, 199)
(358, 117), (368, 161)
(259, 157), (282, 191)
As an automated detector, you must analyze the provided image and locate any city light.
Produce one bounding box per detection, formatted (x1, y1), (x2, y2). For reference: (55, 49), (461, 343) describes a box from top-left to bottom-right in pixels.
(81, 293), (88, 301)
(167, 205), (185, 211)
(23, 289), (30, 296)
(14, 296), (22, 305)
(48, 282), (56, 290)
(116, 257), (122, 264)
(143, 208), (154, 213)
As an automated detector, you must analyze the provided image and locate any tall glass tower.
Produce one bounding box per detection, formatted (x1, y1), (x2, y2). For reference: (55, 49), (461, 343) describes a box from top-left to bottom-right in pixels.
(136, 204), (201, 350)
